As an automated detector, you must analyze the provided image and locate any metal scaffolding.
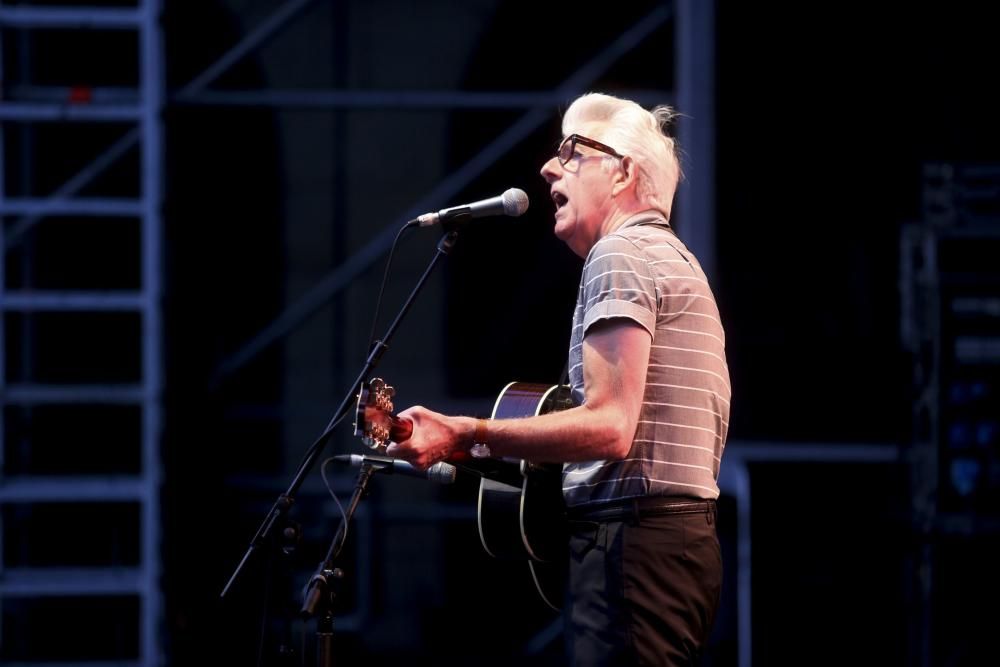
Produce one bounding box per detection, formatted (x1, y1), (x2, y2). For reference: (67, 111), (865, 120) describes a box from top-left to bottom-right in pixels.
(0, 1), (163, 665)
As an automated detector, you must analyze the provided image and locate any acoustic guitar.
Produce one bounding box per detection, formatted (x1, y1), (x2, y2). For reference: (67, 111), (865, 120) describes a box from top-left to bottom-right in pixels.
(354, 378), (571, 611)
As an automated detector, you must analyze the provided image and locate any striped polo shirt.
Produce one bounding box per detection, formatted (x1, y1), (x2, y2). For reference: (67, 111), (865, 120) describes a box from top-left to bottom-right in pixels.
(563, 212), (731, 507)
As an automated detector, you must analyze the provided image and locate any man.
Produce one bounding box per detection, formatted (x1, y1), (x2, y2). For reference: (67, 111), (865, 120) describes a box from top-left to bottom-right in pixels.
(387, 92), (730, 666)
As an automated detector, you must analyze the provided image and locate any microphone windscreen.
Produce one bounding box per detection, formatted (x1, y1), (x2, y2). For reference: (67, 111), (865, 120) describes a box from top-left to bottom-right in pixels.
(427, 462), (458, 485)
(501, 188), (530, 217)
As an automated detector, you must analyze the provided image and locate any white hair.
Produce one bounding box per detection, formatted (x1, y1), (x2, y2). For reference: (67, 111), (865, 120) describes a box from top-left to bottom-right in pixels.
(562, 92), (682, 218)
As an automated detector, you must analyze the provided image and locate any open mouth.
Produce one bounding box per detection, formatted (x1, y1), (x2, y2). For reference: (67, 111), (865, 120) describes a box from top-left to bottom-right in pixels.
(552, 192), (568, 210)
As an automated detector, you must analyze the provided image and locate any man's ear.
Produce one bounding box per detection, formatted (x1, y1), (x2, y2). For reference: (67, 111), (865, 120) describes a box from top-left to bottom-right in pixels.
(611, 156), (637, 198)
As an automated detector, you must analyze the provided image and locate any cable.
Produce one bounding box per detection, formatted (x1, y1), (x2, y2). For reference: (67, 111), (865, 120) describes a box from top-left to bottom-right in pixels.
(365, 220), (419, 354)
(321, 456), (351, 553)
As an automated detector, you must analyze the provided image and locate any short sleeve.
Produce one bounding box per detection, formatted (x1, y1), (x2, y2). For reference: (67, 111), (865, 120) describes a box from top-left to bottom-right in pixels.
(579, 234), (657, 336)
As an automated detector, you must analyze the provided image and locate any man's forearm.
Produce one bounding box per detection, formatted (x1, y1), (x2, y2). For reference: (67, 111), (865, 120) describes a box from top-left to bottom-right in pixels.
(473, 402), (632, 463)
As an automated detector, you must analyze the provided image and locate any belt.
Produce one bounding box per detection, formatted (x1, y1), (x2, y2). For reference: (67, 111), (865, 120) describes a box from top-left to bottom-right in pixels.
(567, 496), (716, 523)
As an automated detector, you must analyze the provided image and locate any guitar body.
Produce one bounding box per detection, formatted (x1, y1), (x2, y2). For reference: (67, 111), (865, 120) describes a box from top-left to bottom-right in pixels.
(353, 377), (572, 612)
(476, 382), (571, 612)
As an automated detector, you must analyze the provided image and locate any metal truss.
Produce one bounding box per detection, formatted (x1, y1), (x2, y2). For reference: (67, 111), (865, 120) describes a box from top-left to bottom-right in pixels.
(0, 0), (720, 664)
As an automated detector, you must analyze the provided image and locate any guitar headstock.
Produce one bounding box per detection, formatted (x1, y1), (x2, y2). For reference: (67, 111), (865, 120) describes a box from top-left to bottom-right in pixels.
(354, 377), (397, 450)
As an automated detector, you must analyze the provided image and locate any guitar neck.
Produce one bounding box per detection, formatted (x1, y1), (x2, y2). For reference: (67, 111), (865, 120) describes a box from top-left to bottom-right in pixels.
(387, 415), (413, 443)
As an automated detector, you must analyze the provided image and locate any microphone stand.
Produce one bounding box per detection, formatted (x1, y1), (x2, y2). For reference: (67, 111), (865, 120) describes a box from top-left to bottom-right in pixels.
(299, 460), (376, 665)
(220, 229), (460, 663)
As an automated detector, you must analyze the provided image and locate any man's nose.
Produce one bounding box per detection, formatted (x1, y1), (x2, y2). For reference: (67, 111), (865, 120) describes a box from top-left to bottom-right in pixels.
(539, 156), (561, 182)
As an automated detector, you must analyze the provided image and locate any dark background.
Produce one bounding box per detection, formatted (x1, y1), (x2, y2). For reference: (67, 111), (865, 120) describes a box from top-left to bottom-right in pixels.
(3, 1), (999, 665)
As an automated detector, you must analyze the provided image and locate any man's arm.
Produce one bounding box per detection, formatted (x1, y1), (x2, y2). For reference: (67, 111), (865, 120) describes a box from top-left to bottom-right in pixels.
(386, 319), (651, 469)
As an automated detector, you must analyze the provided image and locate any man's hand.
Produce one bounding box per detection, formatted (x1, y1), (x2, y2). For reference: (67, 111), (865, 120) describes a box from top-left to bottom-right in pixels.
(385, 406), (473, 470)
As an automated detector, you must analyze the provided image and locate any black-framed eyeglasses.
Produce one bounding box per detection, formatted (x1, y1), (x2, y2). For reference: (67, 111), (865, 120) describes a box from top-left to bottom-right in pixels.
(557, 133), (624, 166)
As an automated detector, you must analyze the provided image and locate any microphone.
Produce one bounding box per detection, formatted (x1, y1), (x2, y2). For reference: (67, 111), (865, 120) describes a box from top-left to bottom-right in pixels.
(414, 188), (529, 227)
(332, 454), (457, 485)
